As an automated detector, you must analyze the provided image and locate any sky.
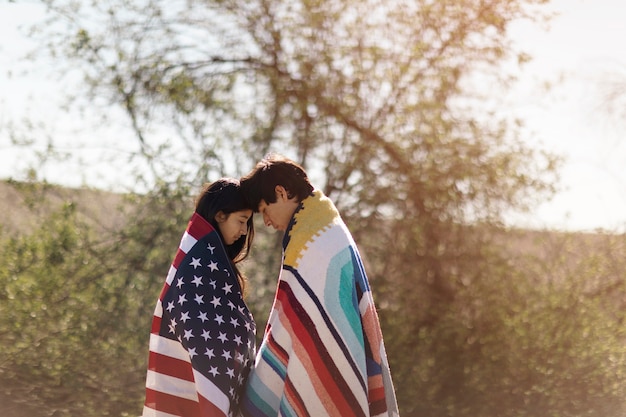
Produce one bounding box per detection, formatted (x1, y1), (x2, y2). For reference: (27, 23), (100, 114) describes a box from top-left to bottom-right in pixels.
(1, 0), (625, 232)
(501, 0), (626, 232)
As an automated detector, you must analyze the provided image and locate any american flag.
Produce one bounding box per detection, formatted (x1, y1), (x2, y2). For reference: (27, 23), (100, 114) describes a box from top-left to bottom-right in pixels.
(143, 213), (256, 417)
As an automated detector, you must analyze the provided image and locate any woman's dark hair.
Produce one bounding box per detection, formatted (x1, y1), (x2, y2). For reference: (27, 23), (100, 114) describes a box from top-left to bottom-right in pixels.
(194, 178), (255, 291)
(240, 154), (314, 211)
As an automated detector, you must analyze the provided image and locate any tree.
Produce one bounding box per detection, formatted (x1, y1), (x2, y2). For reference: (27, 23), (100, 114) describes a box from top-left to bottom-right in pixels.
(21, 0), (606, 415)
(31, 0), (554, 197)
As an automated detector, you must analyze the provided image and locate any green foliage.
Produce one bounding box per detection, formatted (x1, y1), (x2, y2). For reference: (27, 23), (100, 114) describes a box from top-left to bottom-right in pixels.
(0, 202), (142, 416)
(9, 0), (624, 416)
(0, 181), (190, 417)
(375, 229), (626, 416)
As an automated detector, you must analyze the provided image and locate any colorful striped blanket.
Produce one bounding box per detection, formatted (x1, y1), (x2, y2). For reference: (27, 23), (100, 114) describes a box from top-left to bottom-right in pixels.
(143, 213), (256, 417)
(241, 190), (399, 417)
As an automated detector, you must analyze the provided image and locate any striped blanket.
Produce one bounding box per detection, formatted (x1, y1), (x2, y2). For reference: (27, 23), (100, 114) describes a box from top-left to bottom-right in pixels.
(241, 190), (399, 417)
(143, 213), (256, 417)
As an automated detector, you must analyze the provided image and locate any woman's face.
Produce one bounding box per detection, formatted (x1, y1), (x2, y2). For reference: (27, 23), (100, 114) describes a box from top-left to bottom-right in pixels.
(216, 209), (253, 245)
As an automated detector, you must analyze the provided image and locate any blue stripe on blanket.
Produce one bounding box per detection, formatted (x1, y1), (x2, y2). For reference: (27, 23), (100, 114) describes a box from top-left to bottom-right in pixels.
(284, 264), (367, 393)
(324, 247), (366, 367)
(261, 340), (287, 379)
(242, 375), (276, 417)
(351, 246), (371, 293)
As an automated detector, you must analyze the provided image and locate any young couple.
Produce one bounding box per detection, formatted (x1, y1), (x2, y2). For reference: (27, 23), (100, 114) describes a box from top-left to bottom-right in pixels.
(142, 154), (399, 417)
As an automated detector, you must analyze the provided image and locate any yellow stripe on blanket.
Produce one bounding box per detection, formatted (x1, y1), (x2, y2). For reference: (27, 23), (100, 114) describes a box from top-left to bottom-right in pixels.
(284, 190), (340, 268)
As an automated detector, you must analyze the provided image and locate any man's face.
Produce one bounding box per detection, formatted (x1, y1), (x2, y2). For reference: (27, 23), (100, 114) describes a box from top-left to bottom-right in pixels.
(258, 186), (299, 231)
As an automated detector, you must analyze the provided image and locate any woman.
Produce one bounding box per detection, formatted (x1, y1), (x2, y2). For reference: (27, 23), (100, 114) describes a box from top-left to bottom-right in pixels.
(143, 178), (256, 417)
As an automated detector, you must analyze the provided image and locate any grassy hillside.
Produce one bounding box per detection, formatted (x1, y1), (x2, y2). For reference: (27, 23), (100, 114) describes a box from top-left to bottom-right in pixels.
(0, 180), (128, 236)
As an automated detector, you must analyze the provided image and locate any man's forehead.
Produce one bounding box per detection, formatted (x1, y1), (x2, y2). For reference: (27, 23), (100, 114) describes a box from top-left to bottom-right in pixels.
(257, 199), (268, 212)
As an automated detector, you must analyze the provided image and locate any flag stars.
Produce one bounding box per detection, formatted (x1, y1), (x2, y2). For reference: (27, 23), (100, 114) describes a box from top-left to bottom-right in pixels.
(157, 231), (257, 401)
(210, 296), (222, 308)
(188, 347), (197, 359)
(191, 275), (203, 287)
(190, 257), (202, 269)
(180, 311), (190, 323)
(221, 349), (232, 361)
(208, 260), (219, 272)
(194, 294), (204, 305)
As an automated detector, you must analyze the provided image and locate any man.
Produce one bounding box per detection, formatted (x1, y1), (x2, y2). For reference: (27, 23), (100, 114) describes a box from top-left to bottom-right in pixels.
(240, 154), (399, 417)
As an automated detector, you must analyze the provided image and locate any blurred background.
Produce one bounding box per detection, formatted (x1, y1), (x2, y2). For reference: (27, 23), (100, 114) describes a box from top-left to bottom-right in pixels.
(1, 0), (625, 416)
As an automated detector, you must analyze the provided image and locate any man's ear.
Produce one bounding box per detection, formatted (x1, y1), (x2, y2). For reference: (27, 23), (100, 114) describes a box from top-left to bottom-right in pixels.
(275, 185), (288, 201)
(215, 210), (227, 223)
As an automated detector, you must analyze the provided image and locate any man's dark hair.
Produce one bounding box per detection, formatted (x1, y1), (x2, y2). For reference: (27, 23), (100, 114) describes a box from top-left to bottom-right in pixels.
(240, 154), (314, 212)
